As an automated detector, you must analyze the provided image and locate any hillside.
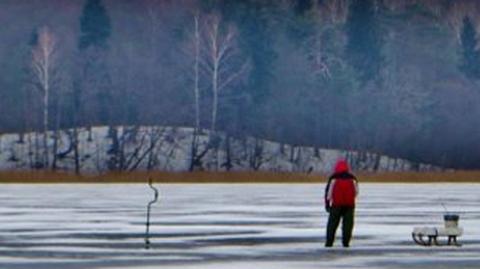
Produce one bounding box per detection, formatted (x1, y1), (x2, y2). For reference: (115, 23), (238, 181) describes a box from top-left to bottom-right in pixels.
(0, 126), (444, 175)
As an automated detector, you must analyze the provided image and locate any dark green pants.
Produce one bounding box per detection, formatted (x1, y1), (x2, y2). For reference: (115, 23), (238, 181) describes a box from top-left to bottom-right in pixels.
(325, 206), (355, 247)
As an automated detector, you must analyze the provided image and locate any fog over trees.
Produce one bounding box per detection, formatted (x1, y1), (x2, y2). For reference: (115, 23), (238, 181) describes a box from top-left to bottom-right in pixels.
(1, 0), (480, 169)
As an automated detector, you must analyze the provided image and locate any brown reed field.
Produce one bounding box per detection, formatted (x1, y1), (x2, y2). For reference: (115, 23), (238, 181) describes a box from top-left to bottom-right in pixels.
(0, 170), (478, 183)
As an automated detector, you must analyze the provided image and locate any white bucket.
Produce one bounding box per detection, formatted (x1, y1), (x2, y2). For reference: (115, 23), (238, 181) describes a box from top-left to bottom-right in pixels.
(444, 214), (459, 228)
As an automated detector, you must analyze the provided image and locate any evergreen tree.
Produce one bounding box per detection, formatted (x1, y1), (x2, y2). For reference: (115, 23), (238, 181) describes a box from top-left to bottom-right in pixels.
(459, 16), (480, 80)
(28, 28), (39, 47)
(288, 0), (316, 42)
(79, 0), (111, 50)
(344, 0), (383, 85)
(215, 0), (278, 136)
(294, 0), (313, 16)
(232, 1), (276, 105)
(77, 0), (112, 126)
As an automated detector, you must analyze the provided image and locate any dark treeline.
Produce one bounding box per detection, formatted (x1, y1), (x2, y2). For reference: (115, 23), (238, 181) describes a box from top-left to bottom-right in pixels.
(1, 0), (480, 169)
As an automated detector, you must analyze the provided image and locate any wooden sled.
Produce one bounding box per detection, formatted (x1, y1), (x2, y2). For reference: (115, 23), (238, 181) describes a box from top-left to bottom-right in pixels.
(412, 226), (463, 246)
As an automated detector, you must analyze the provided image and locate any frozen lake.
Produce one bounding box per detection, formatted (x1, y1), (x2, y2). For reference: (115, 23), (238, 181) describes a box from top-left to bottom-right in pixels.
(0, 183), (479, 269)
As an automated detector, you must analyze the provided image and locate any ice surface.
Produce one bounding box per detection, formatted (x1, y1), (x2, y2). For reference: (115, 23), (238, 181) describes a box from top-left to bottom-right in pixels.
(0, 183), (479, 269)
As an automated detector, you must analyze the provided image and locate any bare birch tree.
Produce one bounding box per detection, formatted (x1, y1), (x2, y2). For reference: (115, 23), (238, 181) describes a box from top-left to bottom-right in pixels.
(184, 13), (249, 170)
(187, 13), (203, 171)
(31, 26), (59, 168)
(201, 14), (249, 133)
(193, 14), (201, 131)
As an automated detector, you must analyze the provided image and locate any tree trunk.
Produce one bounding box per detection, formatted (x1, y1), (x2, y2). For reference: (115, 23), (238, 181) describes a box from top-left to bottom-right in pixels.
(212, 59), (219, 132)
(190, 15), (201, 172)
(34, 132), (41, 169)
(51, 130), (58, 171)
(73, 127), (80, 175)
(211, 21), (219, 133)
(18, 133), (25, 144)
(189, 129), (198, 171)
(194, 15), (201, 131)
(42, 52), (50, 168)
(223, 134), (233, 171)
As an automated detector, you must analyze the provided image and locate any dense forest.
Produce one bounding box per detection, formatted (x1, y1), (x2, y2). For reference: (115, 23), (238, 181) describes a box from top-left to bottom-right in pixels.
(1, 0), (480, 169)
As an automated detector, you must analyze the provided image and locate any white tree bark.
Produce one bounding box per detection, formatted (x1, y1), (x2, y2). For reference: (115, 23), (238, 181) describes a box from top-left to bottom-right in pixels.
(194, 15), (201, 131)
(32, 26), (57, 168)
(202, 14), (249, 133)
(185, 13), (249, 170)
(210, 21), (219, 132)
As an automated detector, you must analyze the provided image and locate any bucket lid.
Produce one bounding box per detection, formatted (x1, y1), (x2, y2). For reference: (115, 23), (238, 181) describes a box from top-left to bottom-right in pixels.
(444, 214), (459, 221)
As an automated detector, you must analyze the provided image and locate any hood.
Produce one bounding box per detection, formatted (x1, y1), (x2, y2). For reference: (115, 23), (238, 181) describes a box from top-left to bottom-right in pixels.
(334, 159), (350, 173)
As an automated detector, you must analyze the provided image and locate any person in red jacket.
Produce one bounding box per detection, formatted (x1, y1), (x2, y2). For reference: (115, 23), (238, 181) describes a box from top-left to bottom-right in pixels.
(324, 159), (358, 247)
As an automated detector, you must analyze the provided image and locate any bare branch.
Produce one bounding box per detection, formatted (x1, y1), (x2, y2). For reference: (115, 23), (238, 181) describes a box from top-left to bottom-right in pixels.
(218, 60), (250, 91)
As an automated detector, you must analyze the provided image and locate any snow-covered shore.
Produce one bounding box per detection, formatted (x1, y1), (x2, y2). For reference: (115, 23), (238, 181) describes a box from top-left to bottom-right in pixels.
(0, 126), (444, 174)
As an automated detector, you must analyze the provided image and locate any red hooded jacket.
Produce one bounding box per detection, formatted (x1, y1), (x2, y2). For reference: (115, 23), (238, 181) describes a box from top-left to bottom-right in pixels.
(325, 160), (358, 207)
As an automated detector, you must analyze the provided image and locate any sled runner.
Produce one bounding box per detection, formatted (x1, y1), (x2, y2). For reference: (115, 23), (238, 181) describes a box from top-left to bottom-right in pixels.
(412, 214), (463, 246)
